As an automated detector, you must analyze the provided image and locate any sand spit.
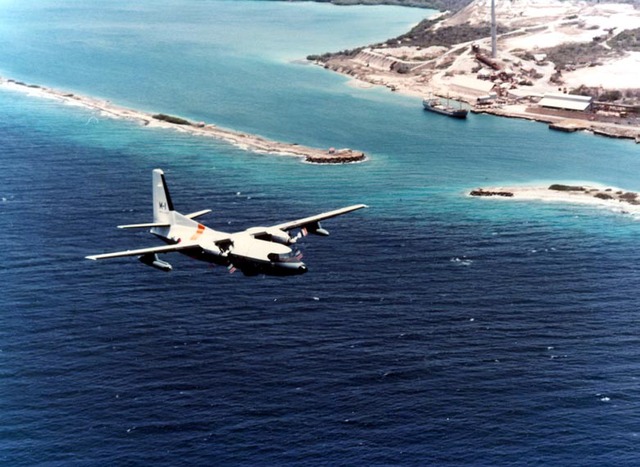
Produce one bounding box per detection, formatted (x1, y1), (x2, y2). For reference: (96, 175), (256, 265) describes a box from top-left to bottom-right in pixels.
(470, 183), (640, 215)
(0, 77), (366, 164)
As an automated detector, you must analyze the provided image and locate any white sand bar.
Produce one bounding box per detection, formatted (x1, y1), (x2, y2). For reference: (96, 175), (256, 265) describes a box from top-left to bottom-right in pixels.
(470, 184), (640, 215)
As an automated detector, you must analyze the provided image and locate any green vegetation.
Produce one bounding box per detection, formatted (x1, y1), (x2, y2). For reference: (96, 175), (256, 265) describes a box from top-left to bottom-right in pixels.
(307, 47), (362, 62)
(569, 85), (635, 103)
(599, 90), (623, 102)
(286, 0), (473, 11)
(306, 0), (481, 63)
(609, 28), (640, 52)
(311, 15), (494, 63)
(549, 184), (585, 192)
(543, 27), (640, 71)
(311, 0), (440, 7)
(152, 114), (191, 125)
(542, 42), (617, 70)
(387, 18), (494, 48)
(620, 192), (639, 202)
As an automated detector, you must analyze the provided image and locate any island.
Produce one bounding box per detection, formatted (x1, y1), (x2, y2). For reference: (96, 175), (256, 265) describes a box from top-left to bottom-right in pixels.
(470, 184), (640, 214)
(0, 77), (366, 165)
(309, 0), (640, 142)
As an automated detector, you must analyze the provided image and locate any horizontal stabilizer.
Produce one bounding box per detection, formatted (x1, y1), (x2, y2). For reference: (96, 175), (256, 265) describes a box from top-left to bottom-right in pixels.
(185, 209), (212, 220)
(118, 222), (171, 229)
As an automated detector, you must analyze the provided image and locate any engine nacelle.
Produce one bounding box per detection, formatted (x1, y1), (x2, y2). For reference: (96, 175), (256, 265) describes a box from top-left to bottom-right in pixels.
(138, 253), (172, 272)
(249, 227), (295, 245)
(266, 227), (295, 244)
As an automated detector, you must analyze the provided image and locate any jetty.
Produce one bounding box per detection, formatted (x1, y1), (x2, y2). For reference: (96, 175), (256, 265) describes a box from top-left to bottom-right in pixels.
(548, 119), (590, 133)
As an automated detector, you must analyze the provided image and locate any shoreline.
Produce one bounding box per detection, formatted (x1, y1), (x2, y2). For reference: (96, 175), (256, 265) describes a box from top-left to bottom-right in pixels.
(311, 0), (640, 144)
(318, 65), (640, 142)
(0, 77), (367, 164)
(469, 183), (640, 215)
(471, 105), (640, 142)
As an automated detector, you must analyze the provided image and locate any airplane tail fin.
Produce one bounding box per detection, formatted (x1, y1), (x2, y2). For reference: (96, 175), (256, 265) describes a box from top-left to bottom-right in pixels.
(152, 169), (174, 223)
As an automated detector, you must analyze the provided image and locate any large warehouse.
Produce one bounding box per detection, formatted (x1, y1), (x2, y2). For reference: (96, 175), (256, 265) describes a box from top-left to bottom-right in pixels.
(538, 93), (593, 111)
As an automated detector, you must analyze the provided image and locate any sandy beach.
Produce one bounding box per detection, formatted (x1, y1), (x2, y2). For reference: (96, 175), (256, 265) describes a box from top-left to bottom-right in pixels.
(470, 183), (640, 216)
(0, 77), (366, 164)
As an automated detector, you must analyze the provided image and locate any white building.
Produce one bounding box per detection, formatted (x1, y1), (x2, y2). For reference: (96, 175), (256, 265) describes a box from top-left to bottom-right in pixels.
(451, 76), (495, 96)
(538, 93), (593, 111)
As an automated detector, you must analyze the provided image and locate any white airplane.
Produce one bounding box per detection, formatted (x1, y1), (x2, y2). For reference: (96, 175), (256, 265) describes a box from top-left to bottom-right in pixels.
(86, 169), (367, 276)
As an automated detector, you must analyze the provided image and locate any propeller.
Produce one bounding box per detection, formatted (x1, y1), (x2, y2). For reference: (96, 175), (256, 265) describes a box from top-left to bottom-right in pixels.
(291, 228), (308, 243)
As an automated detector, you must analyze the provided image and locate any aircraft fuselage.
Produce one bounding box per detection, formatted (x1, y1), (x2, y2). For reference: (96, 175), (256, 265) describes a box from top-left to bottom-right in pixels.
(86, 169), (366, 277)
(153, 215), (308, 276)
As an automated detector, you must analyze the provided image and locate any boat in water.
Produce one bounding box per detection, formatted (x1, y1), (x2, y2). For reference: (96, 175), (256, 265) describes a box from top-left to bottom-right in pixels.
(422, 97), (468, 119)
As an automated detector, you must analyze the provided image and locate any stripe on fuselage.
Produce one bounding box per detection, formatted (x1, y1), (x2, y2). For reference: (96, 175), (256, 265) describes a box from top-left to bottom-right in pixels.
(190, 223), (205, 241)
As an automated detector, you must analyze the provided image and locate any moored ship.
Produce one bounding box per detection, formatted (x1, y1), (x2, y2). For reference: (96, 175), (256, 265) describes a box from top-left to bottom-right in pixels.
(422, 97), (468, 119)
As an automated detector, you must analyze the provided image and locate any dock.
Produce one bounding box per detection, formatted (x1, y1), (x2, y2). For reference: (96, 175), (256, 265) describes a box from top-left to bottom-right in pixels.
(549, 119), (590, 133)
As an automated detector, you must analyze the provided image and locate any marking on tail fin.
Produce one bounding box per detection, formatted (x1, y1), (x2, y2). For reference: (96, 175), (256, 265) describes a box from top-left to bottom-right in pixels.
(160, 172), (174, 211)
(153, 169), (174, 224)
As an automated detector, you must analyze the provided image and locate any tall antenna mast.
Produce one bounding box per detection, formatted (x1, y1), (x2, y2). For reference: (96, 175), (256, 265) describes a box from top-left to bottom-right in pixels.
(491, 0), (497, 58)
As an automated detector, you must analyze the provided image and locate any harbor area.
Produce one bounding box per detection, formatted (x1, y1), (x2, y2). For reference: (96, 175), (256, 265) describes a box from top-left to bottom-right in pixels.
(313, 0), (640, 143)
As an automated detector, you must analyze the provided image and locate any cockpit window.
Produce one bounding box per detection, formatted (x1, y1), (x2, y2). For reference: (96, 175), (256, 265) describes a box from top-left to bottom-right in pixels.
(268, 250), (302, 262)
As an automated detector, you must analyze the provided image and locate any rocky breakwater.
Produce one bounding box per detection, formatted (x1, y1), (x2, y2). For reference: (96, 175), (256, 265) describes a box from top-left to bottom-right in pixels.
(305, 148), (366, 164)
(152, 114), (367, 164)
(469, 188), (514, 197)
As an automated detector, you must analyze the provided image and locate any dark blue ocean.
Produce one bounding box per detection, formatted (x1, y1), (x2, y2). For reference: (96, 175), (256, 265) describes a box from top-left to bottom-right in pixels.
(2, 1), (640, 465)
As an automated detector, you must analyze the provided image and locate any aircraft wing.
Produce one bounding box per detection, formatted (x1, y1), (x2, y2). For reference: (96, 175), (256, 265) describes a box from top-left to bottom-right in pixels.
(85, 242), (200, 260)
(272, 204), (368, 232)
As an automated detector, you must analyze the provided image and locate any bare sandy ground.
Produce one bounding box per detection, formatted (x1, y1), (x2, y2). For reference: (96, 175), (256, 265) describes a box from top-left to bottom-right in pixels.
(410, 0), (640, 94)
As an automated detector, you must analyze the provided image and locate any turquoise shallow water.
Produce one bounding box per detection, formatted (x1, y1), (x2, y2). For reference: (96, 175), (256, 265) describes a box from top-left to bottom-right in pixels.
(2, 2), (640, 465)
